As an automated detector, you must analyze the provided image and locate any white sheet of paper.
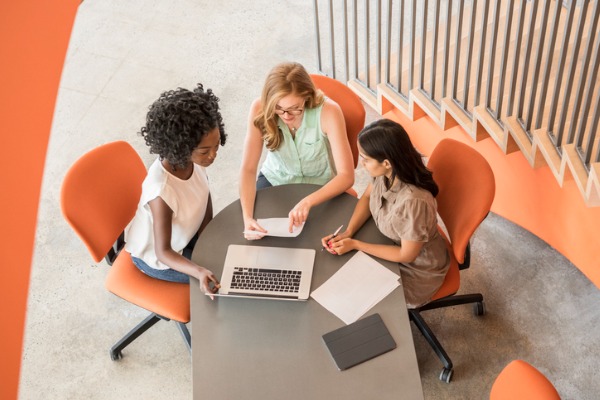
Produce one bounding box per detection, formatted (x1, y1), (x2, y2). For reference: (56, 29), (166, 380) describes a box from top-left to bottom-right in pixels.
(243, 218), (304, 237)
(310, 251), (401, 325)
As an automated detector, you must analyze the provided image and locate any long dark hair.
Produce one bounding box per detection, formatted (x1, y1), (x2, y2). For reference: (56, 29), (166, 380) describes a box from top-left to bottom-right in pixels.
(358, 119), (438, 197)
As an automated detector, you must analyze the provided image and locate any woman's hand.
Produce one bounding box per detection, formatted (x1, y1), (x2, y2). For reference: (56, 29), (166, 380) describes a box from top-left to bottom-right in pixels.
(288, 198), (312, 232)
(321, 229), (352, 255)
(327, 237), (358, 255)
(244, 217), (267, 240)
(197, 267), (220, 300)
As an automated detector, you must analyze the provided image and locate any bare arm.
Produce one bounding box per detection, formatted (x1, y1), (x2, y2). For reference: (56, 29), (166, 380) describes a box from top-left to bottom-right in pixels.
(321, 183), (373, 249)
(197, 193), (213, 234)
(345, 239), (424, 264)
(148, 197), (219, 296)
(289, 99), (355, 230)
(324, 183), (424, 263)
(239, 98), (268, 239)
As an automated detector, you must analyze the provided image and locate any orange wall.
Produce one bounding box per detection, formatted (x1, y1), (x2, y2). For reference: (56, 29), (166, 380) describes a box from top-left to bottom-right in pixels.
(0, 2), (79, 399)
(385, 109), (600, 288)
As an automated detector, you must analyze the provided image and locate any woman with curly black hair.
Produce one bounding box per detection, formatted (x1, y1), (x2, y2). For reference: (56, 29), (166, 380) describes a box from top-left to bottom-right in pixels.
(125, 84), (226, 298)
(321, 119), (449, 308)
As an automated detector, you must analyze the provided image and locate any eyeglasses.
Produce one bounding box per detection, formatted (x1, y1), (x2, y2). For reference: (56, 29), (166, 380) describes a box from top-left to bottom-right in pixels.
(274, 108), (304, 116)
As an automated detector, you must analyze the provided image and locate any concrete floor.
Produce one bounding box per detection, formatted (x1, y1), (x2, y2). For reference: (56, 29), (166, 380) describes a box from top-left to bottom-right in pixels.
(20, 1), (599, 399)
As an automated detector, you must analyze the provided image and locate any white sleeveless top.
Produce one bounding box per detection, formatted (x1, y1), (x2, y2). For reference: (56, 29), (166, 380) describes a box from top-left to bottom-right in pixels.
(125, 158), (210, 270)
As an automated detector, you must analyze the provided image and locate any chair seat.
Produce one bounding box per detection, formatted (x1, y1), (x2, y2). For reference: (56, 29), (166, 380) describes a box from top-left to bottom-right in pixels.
(491, 360), (561, 400)
(105, 250), (190, 323)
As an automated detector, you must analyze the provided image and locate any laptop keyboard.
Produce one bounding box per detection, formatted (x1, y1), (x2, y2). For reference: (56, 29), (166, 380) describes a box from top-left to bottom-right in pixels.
(231, 267), (302, 293)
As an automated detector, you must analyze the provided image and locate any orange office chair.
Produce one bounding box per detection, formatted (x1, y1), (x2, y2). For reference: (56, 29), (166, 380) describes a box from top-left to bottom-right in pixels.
(490, 360), (561, 399)
(408, 138), (496, 382)
(310, 74), (365, 168)
(311, 74), (366, 197)
(60, 141), (191, 360)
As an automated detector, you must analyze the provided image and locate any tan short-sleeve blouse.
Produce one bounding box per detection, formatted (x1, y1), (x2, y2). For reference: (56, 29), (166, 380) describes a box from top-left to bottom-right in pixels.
(369, 176), (450, 308)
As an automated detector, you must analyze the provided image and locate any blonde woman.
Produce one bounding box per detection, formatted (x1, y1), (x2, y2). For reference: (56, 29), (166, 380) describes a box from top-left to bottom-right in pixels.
(240, 62), (354, 238)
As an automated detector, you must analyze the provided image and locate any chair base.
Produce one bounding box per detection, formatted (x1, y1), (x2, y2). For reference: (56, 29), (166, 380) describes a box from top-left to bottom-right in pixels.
(176, 320), (192, 353)
(109, 312), (191, 361)
(409, 292), (484, 383)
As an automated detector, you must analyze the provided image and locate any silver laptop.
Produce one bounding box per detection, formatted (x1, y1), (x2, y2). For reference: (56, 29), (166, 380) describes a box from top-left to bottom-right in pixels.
(212, 244), (316, 300)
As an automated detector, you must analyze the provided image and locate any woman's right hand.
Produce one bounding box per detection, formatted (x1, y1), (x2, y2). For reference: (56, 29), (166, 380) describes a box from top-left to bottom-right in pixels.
(197, 267), (220, 300)
(321, 229), (351, 254)
(243, 218), (267, 240)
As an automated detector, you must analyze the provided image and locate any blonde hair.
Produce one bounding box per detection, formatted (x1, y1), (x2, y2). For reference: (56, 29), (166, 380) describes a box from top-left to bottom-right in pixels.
(254, 62), (324, 150)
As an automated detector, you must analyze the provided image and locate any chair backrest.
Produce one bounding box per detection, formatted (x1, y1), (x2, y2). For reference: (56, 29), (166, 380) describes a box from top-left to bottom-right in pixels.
(60, 141), (147, 262)
(310, 74), (366, 168)
(427, 139), (495, 264)
(490, 360), (561, 400)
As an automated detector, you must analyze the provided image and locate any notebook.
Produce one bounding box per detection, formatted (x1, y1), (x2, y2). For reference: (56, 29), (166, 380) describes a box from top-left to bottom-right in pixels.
(322, 313), (396, 370)
(210, 244), (316, 300)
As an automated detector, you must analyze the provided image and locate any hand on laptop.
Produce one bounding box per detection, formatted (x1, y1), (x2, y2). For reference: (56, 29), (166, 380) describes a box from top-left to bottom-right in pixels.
(198, 267), (221, 300)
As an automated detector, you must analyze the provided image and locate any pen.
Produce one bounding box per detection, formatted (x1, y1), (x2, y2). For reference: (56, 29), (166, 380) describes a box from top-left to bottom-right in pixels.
(321, 224), (344, 251)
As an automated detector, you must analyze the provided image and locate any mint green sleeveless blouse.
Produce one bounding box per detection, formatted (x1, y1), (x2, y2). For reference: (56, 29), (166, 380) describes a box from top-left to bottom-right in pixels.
(260, 102), (334, 186)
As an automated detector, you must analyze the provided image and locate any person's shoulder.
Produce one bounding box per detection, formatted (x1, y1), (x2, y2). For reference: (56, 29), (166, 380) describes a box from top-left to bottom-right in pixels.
(402, 186), (437, 213)
(140, 160), (170, 201)
(321, 97), (342, 114)
(146, 158), (166, 180)
(404, 183), (434, 199)
(250, 97), (262, 115)
(318, 98), (343, 129)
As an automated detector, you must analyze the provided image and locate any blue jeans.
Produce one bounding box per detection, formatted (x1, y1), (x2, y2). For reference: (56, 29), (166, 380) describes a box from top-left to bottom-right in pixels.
(256, 172), (273, 189)
(132, 256), (190, 283)
(130, 232), (199, 283)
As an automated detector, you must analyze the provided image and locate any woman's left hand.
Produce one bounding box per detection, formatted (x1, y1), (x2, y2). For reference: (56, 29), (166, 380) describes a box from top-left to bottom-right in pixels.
(288, 198), (311, 232)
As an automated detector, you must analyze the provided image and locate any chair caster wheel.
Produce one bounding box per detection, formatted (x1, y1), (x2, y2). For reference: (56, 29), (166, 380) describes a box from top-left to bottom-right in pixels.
(473, 301), (486, 316)
(110, 350), (123, 361)
(440, 367), (453, 383)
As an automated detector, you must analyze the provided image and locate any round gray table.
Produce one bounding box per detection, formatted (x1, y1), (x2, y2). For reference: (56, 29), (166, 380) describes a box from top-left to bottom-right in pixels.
(191, 184), (424, 400)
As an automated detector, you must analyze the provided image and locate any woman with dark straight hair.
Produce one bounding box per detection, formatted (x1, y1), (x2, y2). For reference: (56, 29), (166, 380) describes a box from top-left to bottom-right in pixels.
(322, 119), (449, 308)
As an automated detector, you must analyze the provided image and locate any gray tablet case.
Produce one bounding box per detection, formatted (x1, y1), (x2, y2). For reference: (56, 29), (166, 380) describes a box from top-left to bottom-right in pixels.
(322, 313), (396, 370)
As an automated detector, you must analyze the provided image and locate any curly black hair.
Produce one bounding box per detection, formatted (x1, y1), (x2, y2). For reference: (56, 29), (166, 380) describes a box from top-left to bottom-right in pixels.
(140, 84), (226, 169)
